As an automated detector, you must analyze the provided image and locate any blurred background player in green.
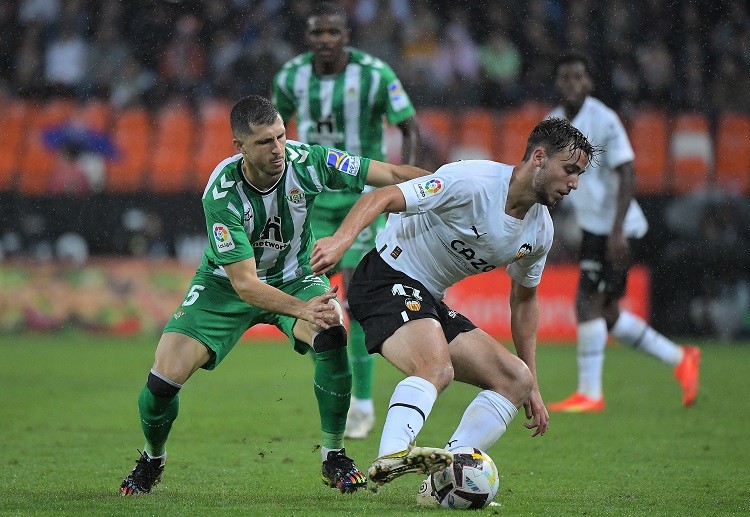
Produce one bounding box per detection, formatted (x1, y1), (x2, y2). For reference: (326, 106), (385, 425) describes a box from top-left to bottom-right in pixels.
(273, 2), (421, 439)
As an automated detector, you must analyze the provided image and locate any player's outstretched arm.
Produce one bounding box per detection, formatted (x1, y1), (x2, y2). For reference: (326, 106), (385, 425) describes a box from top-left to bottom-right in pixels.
(225, 258), (340, 328)
(364, 160), (431, 187)
(311, 186), (406, 276)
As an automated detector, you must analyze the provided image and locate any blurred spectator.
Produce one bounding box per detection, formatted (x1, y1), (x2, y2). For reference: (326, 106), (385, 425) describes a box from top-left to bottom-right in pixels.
(15, 23), (45, 93)
(478, 31), (522, 108)
(158, 14), (208, 98)
(710, 53), (750, 113)
(110, 55), (156, 109)
(399, 0), (439, 87)
(430, 8), (480, 106)
(85, 25), (132, 98)
(18, 0), (60, 27)
(635, 37), (675, 106)
(44, 22), (88, 91)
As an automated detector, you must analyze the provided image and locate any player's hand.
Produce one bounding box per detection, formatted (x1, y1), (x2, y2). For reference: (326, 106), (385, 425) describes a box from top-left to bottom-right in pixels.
(304, 285), (341, 329)
(310, 237), (346, 276)
(523, 387), (549, 437)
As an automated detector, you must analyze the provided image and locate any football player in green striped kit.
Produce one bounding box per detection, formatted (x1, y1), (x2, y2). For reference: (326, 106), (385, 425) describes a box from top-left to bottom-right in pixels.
(273, 2), (421, 439)
(119, 95), (431, 496)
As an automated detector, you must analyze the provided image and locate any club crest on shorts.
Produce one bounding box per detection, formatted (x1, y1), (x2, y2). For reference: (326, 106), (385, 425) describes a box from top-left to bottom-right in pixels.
(405, 299), (421, 311)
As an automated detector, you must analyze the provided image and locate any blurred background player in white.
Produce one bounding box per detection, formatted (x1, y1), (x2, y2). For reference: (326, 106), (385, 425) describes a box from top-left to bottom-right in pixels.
(546, 52), (701, 413)
(273, 2), (421, 439)
(311, 118), (595, 486)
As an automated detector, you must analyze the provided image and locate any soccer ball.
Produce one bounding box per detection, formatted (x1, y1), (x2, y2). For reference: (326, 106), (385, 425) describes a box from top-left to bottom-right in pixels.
(417, 447), (500, 510)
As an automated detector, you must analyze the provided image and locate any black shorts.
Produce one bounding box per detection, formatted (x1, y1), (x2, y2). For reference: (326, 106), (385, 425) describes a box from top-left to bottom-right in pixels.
(578, 230), (637, 299)
(348, 249), (476, 354)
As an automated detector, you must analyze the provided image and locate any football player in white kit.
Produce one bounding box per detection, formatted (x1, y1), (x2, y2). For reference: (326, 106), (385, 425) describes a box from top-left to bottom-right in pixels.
(546, 52), (700, 413)
(310, 117), (595, 487)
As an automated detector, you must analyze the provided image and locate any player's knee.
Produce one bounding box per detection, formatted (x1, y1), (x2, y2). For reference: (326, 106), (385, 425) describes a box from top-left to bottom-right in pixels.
(313, 324), (347, 353)
(147, 370), (182, 398)
(512, 361), (534, 401)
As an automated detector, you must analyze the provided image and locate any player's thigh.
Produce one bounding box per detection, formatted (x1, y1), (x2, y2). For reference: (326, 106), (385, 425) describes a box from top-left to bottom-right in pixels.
(164, 274), (258, 370)
(449, 328), (530, 398)
(380, 318), (452, 378)
(153, 332), (212, 384)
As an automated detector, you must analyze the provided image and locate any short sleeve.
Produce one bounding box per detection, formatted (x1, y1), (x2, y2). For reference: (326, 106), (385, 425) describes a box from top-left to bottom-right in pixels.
(397, 164), (472, 215)
(378, 63), (416, 126)
(505, 211), (554, 288)
(307, 144), (370, 193)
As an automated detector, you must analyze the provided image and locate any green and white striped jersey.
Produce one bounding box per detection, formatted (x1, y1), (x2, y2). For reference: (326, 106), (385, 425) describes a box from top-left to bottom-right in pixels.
(272, 48), (415, 209)
(198, 141), (370, 287)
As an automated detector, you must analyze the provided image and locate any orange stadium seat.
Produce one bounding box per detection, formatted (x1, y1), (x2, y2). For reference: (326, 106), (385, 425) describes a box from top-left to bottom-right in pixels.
(76, 98), (112, 133)
(628, 109), (669, 195)
(455, 109), (496, 160)
(714, 112), (750, 194)
(0, 99), (30, 191)
(148, 103), (194, 193)
(416, 109), (453, 162)
(108, 106), (151, 192)
(495, 106), (543, 164)
(669, 112), (712, 194)
(193, 99), (235, 192)
(18, 98), (75, 195)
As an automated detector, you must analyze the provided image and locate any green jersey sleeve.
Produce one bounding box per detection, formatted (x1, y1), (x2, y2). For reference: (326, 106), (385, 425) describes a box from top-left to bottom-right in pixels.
(203, 201), (255, 266)
(306, 144), (371, 193)
(378, 63), (416, 126)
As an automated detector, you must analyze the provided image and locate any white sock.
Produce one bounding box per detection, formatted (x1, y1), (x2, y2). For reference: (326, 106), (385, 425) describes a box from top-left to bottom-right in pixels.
(350, 397), (374, 414)
(611, 311), (683, 366)
(576, 318), (608, 399)
(445, 390), (518, 452)
(378, 376), (438, 457)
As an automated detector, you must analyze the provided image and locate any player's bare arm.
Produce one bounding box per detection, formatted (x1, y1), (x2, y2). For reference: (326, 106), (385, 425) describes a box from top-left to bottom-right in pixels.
(398, 117), (421, 166)
(364, 160), (431, 187)
(224, 258), (340, 329)
(509, 279), (549, 437)
(609, 161), (636, 269)
(310, 186), (406, 276)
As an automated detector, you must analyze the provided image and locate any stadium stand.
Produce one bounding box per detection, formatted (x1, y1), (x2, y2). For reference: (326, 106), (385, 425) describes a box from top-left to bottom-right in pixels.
(18, 98), (75, 195)
(193, 99), (235, 192)
(108, 106), (151, 192)
(715, 112), (750, 195)
(629, 109), (669, 195)
(0, 99), (28, 191)
(148, 102), (194, 193)
(669, 113), (712, 194)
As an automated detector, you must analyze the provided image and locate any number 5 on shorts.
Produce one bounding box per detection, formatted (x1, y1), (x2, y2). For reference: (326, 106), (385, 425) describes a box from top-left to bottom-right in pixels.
(183, 285), (205, 306)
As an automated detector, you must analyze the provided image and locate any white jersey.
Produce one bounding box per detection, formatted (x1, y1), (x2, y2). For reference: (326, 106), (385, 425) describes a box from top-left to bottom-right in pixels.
(376, 160), (554, 300)
(548, 96), (648, 237)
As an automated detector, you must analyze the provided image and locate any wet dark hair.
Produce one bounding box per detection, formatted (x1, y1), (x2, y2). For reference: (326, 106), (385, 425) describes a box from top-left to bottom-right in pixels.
(230, 95), (280, 138)
(309, 2), (347, 21)
(554, 51), (593, 78)
(523, 117), (599, 165)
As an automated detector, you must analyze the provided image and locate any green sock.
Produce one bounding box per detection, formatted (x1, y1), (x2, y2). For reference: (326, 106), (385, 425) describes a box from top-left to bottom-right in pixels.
(313, 348), (351, 450)
(348, 319), (374, 400)
(138, 385), (179, 458)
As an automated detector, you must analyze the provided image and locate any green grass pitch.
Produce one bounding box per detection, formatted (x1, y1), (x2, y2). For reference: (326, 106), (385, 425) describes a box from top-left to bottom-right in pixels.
(2, 333), (749, 515)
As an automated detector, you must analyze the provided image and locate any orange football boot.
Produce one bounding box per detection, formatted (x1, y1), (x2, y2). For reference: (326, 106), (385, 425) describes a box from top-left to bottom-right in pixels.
(548, 392), (605, 412)
(674, 345), (701, 406)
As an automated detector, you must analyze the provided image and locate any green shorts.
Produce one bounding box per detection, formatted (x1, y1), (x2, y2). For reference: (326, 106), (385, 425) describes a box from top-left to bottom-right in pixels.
(311, 205), (385, 272)
(163, 271), (333, 369)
